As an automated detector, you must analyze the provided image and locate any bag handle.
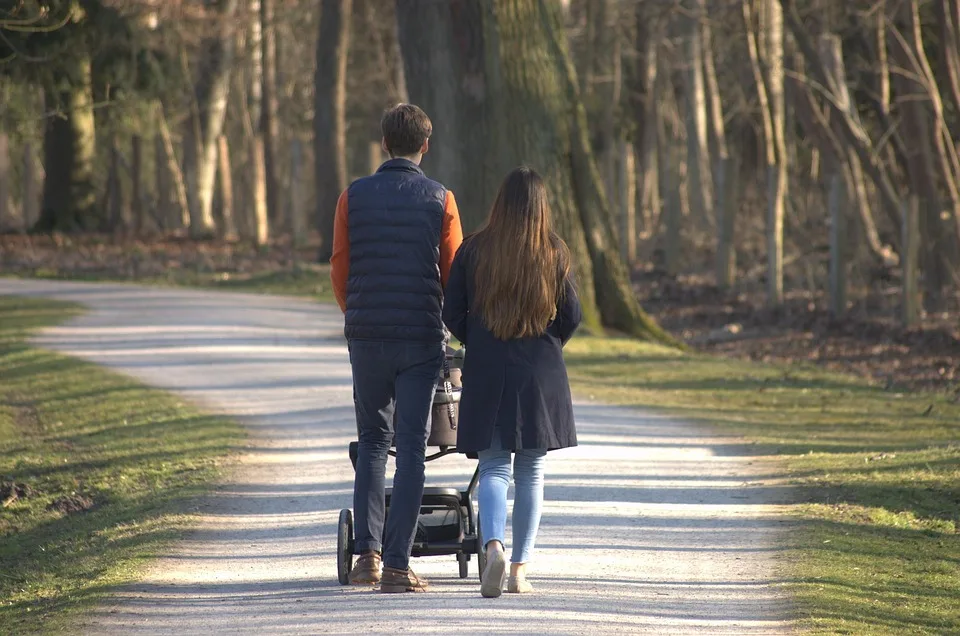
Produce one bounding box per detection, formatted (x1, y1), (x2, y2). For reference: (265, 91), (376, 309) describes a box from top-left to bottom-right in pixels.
(441, 353), (457, 429)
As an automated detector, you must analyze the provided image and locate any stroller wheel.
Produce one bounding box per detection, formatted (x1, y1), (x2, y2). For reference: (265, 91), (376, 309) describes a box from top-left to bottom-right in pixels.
(337, 508), (354, 585)
(457, 552), (469, 578)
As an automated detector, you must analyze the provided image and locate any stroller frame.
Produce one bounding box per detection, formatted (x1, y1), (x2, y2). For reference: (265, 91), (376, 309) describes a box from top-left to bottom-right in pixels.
(337, 442), (486, 584)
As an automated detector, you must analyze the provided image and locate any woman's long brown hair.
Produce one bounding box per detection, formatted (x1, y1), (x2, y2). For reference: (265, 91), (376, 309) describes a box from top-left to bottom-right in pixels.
(471, 166), (571, 340)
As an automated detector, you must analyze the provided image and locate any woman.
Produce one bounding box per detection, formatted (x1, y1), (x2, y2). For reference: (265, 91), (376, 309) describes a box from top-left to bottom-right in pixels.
(442, 166), (582, 598)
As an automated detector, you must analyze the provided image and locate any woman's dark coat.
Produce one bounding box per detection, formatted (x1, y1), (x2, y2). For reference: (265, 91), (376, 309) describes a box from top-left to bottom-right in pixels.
(442, 240), (583, 456)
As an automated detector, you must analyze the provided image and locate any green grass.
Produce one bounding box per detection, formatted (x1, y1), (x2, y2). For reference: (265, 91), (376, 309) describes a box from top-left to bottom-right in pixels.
(563, 337), (960, 635)
(0, 297), (245, 634)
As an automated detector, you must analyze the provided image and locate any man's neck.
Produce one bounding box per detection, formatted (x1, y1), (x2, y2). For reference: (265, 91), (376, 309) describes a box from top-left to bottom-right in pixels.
(389, 153), (423, 165)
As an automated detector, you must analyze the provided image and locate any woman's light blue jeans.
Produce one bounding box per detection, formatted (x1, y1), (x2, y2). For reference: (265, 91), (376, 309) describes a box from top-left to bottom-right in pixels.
(477, 432), (547, 564)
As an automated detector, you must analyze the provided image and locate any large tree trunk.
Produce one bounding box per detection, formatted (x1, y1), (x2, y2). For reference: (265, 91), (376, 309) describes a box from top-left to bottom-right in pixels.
(315, 0), (353, 262)
(261, 0), (282, 229)
(682, 0), (713, 230)
(701, 3), (735, 287)
(752, 0), (787, 306)
(185, 0), (240, 238)
(396, 0), (494, 230)
(37, 51), (99, 232)
(397, 0), (675, 345)
(633, 7), (662, 235)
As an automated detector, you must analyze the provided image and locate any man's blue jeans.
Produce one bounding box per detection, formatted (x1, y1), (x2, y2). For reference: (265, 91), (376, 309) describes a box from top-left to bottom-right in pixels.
(349, 340), (442, 571)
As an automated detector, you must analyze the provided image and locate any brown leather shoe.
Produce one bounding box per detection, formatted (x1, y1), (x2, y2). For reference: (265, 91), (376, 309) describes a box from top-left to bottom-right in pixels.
(348, 552), (382, 585)
(379, 566), (429, 593)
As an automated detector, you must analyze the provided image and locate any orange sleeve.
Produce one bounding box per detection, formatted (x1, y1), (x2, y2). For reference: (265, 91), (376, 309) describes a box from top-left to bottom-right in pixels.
(440, 191), (464, 287)
(329, 190), (350, 312)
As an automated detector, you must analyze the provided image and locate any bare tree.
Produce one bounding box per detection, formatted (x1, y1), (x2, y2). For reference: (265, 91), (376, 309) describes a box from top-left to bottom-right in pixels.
(185, 0), (241, 238)
(315, 0), (353, 262)
(261, 0), (282, 227)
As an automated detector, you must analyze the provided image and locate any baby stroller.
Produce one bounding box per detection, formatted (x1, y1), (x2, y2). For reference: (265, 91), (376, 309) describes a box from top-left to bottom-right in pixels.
(337, 347), (487, 583)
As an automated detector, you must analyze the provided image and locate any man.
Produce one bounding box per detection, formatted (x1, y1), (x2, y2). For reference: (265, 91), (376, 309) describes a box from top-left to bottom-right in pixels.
(329, 104), (463, 593)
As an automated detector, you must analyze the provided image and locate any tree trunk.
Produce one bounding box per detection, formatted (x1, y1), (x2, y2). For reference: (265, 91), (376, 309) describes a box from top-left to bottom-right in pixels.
(289, 138), (307, 248)
(131, 134), (143, 235)
(682, 1), (713, 230)
(155, 134), (171, 231)
(37, 54), (99, 232)
(663, 140), (682, 278)
(619, 140), (636, 264)
(762, 0), (787, 306)
(902, 194), (921, 326)
(217, 135), (238, 241)
(156, 102), (191, 230)
(261, 0), (282, 229)
(107, 135), (128, 233)
(315, 0), (353, 262)
(252, 135), (270, 247)
(248, 0), (264, 125)
(366, 0), (408, 104)
(0, 133), (11, 232)
(22, 141), (38, 229)
(827, 171), (847, 316)
(398, 0), (676, 344)
(702, 4), (734, 286)
(634, 8), (662, 235)
(396, 0), (493, 230)
(186, 0), (240, 238)
(715, 157), (739, 289)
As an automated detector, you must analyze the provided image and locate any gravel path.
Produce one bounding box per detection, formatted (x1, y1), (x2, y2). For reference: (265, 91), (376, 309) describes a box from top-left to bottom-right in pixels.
(1, 279), (793, 635)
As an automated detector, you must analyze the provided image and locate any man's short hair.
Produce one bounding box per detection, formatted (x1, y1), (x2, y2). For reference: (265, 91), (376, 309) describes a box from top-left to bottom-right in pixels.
(381, 104), (432, 157)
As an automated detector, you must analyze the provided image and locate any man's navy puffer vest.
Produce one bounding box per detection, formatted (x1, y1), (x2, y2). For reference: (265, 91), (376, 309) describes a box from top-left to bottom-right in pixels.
(345, 158), (447, 343)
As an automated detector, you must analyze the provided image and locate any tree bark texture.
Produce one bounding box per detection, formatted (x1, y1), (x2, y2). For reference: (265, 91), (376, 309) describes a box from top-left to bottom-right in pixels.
(315, 0), (353, 262)
(763, 0), (787, 307)
(0, 133), (11, 232)
(217, 135), (238, 241)
(107, 135), (128, 233)
(398, 0), (676, 344)
(156, 102), (191, 230)
(38, 55), (99, 232)
(22, 141), (38, 230)
(395, 0), (493, 229)
(634, 8), (662, 234)
(828, 171), (847, 315)
(261, 0), (282, 227)
(902, 194), (921, 326)
(187, 0), (240, 238)
(715, 157), (740, 289)
(131, 135), (143, 235)
(683, 1), (713, 230)
(619, 140), (636, 264)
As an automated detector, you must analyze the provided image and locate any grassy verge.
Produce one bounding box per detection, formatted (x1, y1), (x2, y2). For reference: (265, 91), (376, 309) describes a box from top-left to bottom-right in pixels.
(0, 297), (245, 634)
(563, 337), (960, 635)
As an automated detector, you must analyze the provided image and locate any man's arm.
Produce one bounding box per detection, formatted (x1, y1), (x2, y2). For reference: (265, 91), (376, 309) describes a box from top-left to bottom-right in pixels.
(439, 190), (464, 286)
(329, 190), (350, 312)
